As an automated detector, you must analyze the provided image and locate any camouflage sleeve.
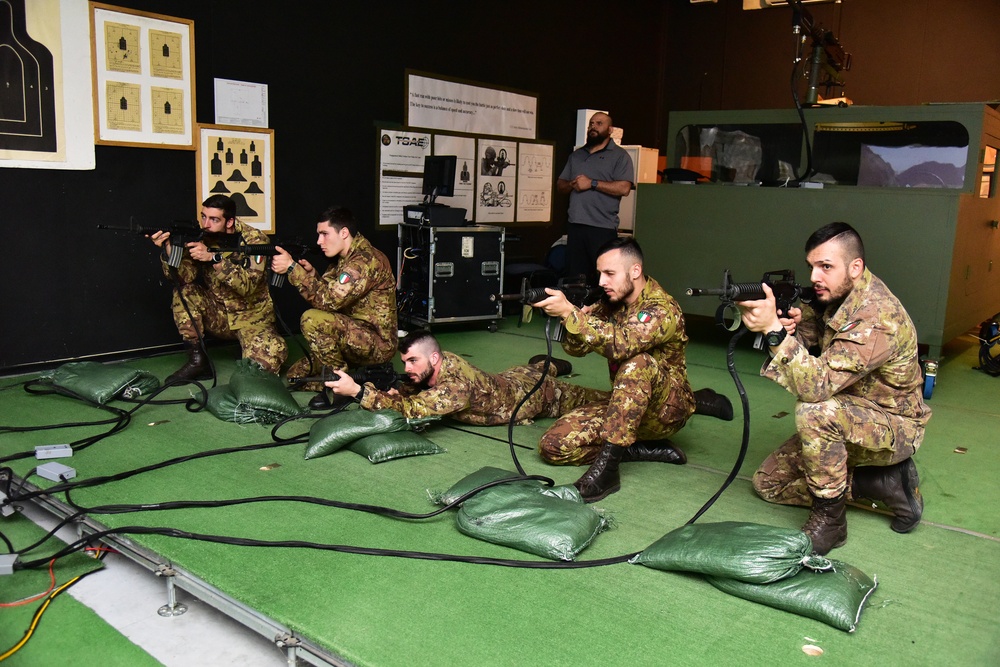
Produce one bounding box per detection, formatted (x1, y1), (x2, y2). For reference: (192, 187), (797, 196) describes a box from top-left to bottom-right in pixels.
(793, 303), (822, 349)
(359, 377), (472, 419)
(562, 302), (678, 362)
(160, 253), (198, 283)
(214, 254), (267, 297)
(295, 256), (373, 312)
(763, 324), (895, 402)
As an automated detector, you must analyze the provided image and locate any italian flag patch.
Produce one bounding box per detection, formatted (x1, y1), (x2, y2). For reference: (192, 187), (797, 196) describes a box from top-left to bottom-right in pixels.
(637, 311), (652, 323)
(338, 272), (352, 284)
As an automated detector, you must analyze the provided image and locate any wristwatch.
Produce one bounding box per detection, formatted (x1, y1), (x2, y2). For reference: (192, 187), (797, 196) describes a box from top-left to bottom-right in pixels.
(211, 252), (223, 264)
(591, 179), (599, 190)
(764, 328), (787, 347)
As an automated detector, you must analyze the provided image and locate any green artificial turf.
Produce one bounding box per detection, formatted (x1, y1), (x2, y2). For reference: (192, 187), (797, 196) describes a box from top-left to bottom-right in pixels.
(0, 512), (162, 666)
(1, 316), (997, 666)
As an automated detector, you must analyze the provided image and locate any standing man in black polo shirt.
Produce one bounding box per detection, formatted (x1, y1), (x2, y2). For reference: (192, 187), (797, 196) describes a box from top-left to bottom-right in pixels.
(557, 111), (634, 283)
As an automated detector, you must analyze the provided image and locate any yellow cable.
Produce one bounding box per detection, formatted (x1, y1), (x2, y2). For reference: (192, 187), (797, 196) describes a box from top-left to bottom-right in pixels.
(0, 576), (81, 662)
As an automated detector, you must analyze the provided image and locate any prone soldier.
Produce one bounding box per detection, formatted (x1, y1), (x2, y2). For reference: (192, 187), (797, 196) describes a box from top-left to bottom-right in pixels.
(324, 330), (608, 425)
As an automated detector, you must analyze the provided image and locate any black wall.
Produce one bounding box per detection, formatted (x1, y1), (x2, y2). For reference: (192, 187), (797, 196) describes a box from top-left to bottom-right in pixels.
(3, 0), (998, 372)
(1, 1), (670, 371)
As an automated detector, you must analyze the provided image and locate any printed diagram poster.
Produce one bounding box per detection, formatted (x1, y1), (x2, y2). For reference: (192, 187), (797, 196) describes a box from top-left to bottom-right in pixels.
(516, 143), (553, 222)
(378, 129), (430, 226)
(475, 138), (516, 224)
(433, 134), (476, 220)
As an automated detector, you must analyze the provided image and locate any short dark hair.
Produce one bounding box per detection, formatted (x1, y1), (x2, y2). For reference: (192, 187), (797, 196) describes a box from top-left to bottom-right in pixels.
(202, 194), (235, 221)
(398, 329), (439, 356)
(597, 236), (644, 268)
(806, 222), (865, 263)
(318, 206), (358, 236)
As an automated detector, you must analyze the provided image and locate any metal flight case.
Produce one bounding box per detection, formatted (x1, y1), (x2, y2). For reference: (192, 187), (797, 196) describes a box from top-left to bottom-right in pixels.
(397, 223), (505, 330)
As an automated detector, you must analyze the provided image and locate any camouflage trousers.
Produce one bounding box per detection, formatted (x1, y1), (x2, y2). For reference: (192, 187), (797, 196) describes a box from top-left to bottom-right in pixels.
(287, 308), (396, 390)
(171, 284), (287, 373)
(508, 362), (609, 424)
(752, 393), (923, 505)
(539, 352), (694, 466)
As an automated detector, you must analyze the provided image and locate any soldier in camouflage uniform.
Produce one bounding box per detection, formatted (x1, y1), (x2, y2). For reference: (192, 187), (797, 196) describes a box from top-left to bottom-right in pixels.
(150, 194), (287, 383)
(324, 330), (608, 425)
(534, 237), (706, 503)
(271, 206), (397, 409)
(738, 222), (931, 555)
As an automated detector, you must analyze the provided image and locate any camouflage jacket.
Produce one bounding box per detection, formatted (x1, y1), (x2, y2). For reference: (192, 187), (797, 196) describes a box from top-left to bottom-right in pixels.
(764, 267), (931, 424)
(561, 277), (693, 397)
(161, 219), (275, 330)
(360, 352), (540, 425)
(288, 233), (397, 345)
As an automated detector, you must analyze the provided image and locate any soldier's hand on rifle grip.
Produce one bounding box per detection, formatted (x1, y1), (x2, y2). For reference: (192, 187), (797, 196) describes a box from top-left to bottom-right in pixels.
(297, 257), (317, 277)
(534, 288), (575, 320)
(149, 230), (171, 253)
(271, 247), (295, 274)
(325, 369), (361, 398)
(779, 307), (802, 336)
(186, 240), (216, 264)
(736, 283), (782, 334)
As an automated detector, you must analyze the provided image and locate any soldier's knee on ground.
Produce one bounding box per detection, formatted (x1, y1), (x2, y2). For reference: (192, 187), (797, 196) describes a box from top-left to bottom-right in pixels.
(752, 455), (784, 502)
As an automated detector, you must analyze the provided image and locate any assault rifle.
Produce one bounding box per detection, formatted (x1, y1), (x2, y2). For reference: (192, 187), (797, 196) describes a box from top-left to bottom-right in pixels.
(97, 220), (242, 268)
(203, 239), (314, 287)
(289, 364), (410, 393)
(494, 276), (603, 342)
(687, 269), (815, 348)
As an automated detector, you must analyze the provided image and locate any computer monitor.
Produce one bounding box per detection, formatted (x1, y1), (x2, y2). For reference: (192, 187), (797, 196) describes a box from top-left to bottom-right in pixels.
(422, 155), (457, 202)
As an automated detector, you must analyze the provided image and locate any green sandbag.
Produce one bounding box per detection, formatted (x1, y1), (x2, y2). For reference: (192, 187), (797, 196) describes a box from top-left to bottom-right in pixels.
(227, 359), (302, 419)
(121, 371), (160, 398)
(348, 431), (446, 463)
(204, 385), (240, 421)
(306, 409), (410, 459)
(431, 467), (533, 506)
(633, 521), (815, 584)
(706, 559), (877, 632)
(47, 361), (159, 404)
(455, 483), (606, 561)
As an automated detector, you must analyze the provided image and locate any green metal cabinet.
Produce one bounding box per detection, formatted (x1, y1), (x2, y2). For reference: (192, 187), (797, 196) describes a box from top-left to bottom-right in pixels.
(636, 104), (1000, 358)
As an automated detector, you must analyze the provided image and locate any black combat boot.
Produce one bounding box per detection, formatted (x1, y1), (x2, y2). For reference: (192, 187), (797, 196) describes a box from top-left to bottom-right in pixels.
(851, 459), (923, 533)
(307, 390), (352, 411)
(528, 355), (573, 377)
(693, 388), (734, 421)
(165, 343), (212, 384)
(573, 442), (625, 503)
(801, 490), (848, 555)
(621, 440), (687, 465)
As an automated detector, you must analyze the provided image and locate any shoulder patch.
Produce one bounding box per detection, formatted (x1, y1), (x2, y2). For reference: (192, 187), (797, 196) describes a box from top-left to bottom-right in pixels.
(839, 319), (863, 333)
(637, 311), (652, 324)
(338, 272), (352, 284)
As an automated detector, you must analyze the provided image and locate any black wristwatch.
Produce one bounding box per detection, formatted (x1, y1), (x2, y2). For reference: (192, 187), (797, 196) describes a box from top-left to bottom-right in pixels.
(211, 252), (222, 264)
(764, 328), (787, 347)
(591, 179), (599, 190)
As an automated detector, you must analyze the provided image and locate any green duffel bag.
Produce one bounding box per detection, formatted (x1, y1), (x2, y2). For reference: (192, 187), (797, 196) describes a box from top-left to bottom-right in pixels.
(46, 361), (160, 405)
(348, 430), (446, 463)
(632, 521), (818, 584)
(707, 559), (878, 633)
(455, 483), (606, 561)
